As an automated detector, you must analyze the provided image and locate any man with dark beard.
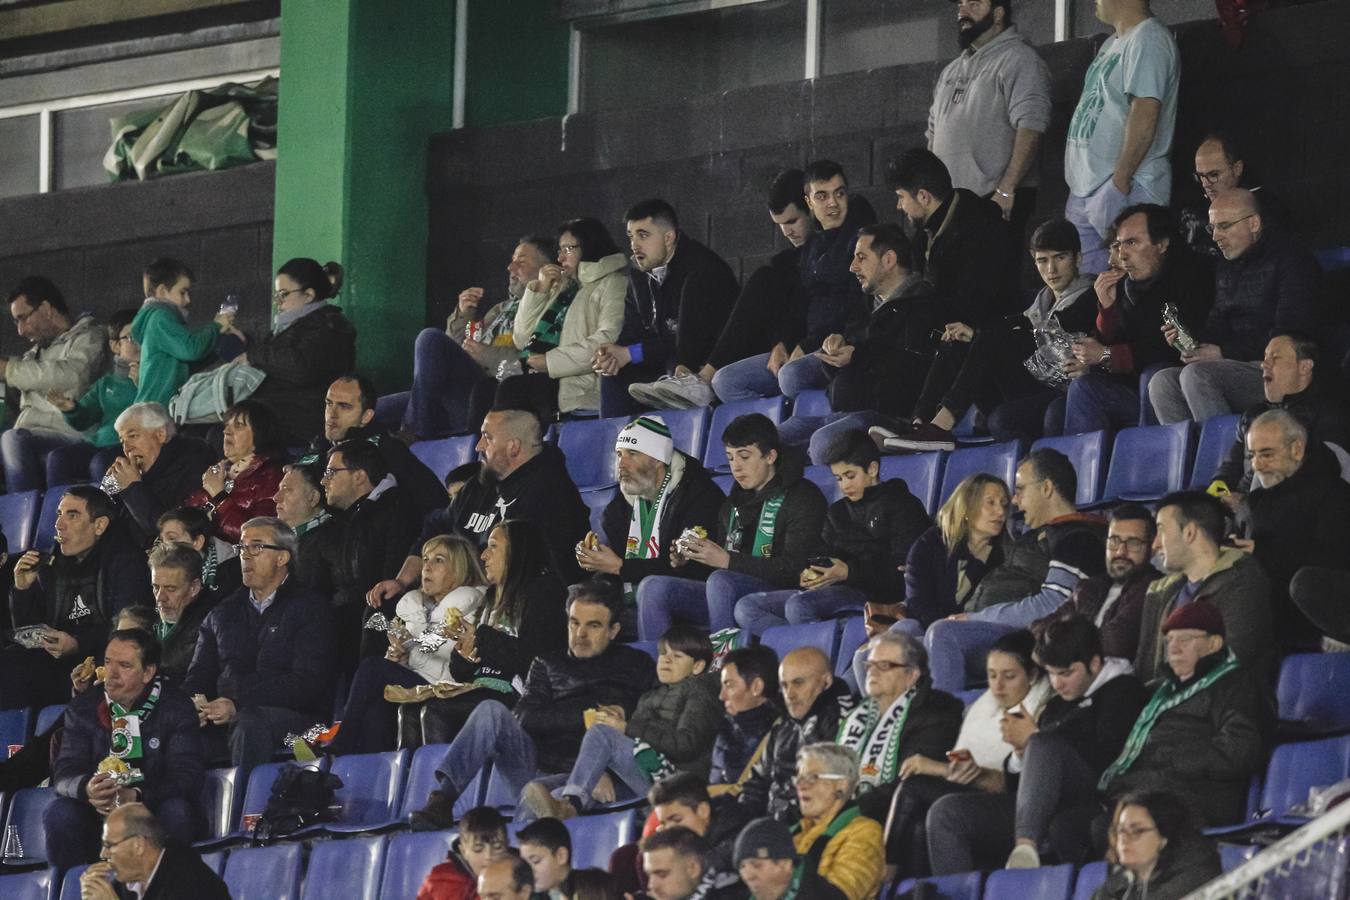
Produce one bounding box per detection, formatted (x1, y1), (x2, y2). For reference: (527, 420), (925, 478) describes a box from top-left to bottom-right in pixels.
(928, 0), (1051, 229)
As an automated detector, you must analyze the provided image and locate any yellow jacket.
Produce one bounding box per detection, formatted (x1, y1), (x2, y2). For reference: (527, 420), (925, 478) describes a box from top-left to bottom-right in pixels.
(792, 808), (884, 900)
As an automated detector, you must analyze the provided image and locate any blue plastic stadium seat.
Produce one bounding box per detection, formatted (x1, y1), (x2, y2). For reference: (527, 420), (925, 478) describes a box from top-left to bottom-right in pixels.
(301, 834), (385, 900)
(703, 398), (787, 472)
(238, 761), (316, 831)
(582, 487), (616, 535)
(0, 708), (31, 751)
(1189, 414), (1241, 490)
(792, 389), (831, 419)
(1100, 422), (1196, 503)
(35, 485), (75, 553)
(58, 865), (86, 900)
(373, 391), (410, 429)
(2, 786), (55, 864)
(409, 435), (477, 482)
(712, 474), (735, 494)
(567, 810), (634, 869)
(982, 862), (1074, 900)
(0, 868), (53, 900)
(200, 767), (242, 841)
(33, 704), (64, 737)
(223, 843), (304, 900)
(938, 440), (1023, 509)
(201, 850), (226, 875)
(835, 617), (867, 689)
(559, 416), (628, 490)
(1257, 734), (1350, 819)
(1032, 431), (1109, 507)
(1071, 862), (1107, 900)
(380, 831), (457, 900)
(320, 750), (409, 832)
(953, 406), (994, 445)
(0, 490), (40, 553)
(761, 620), (840, 668)
(1314, 246), (1350, 272)
(958, 688), (985, 710)
(1219, 842), (1258, 872)
(1278, 653), (1350, 735)
(401, 744), (451, 821)
(657, 407), (712, 459)
(880, 452), (944, 516)
(895, 870), (983, 900)
(803, 464), (841, 503)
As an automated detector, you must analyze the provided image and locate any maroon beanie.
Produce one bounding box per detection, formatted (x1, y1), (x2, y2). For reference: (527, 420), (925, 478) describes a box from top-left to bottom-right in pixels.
(1162, 600), (1225, 637)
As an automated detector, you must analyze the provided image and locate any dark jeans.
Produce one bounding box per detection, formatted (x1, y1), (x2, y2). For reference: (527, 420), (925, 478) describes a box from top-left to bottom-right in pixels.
(1291, 566), (1350, 644)
(914, 329), (1043, 427)
(44, 794), (200, 870)
(884, 774), (982, 872)
(0, 428), (83, 492)
(0, 645), (79, 710)
(45, 442), (120, 488)
(1063, 372), (1140, 435)
(1015, 733), (1100, 844)
(419, 688), (516, 745)
(403, 328), (497, 439)
(329, 656), (427, 756)
(988, 390), (1066, 444)
(202, 705), (313, 785)
(927, 790), (1016, 875)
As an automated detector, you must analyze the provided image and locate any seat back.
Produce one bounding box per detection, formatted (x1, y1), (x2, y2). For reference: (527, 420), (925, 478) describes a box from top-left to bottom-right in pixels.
(35, 485), (75, 553)
(201, 850), (226, 875)
(938, 441), (1022, 509)
(0, 708), (30, 751)
(1259, 734), (1350, 818)
(659, 408), (712, 460)
(761, 620), (840, 668)
(1219, 842), (1257, 872)
(895, 870), (983, 900)
(239, 761), (315, 828)
(223, 843), (304, 900)
(1189, 414), (1242, 489)
(803, 464), (841, 503)
(981, 862), (1074, 900)
(703, 398), (787, 471)
(880, 452), (945, 516)
(401, 744), (452, 820)
(835, 617), (867, 685)
(1031, 431), (1109, 507)
(301, 834), (385, 900)
(566, 809), (634, 868)
(581, 486), (617, 535)
(2, 786), (55, 863)
(58, 865), (87, 900)
(0, 490), (40, 553)
(409, 435), (477, 482)
(200, 766), (242, 840)
(0, 869), (53, 900)
(380, 831), (457, 900)
(559, 416), (628, 490)
(1102, 422), (1196, 503)
(33, 704), (64, 737)
(327, 750), (409, 827)
(1278, 653), (1350, 735)
(792, 389), (831, 419)
(1071, 861), (1107, 900)
(712, 474), (734, 494)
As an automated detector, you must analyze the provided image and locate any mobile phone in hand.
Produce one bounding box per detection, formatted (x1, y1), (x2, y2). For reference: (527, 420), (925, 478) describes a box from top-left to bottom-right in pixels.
(808, 556), (833, 568)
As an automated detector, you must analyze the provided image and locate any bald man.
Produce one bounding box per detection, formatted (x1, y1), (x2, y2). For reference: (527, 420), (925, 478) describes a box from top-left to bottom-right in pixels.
(1150, 187), (1325, 424)
(80, 803), (228, 900)
(737, 647), (855, 822)
(477, 856), (535, 900)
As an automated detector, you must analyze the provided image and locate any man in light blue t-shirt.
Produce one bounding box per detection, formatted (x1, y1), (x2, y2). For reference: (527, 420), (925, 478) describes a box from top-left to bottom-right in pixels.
(1063, 0), (1179, 273)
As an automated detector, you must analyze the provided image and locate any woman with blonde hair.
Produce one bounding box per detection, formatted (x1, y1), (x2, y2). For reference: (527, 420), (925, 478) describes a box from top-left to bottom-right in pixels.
(329, 533), (486, 754)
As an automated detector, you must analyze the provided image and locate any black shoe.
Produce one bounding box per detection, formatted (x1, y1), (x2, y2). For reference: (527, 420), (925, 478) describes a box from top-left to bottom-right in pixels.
(409, 789), (458, 831)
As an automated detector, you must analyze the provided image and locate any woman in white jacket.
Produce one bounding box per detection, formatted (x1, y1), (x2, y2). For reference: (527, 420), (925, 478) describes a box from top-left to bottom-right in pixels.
(504, 217), (628, 417)
(328, 534), (487, 755)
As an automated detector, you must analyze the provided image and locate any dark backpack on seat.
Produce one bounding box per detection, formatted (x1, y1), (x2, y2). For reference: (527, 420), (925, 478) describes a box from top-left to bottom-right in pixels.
(252, 765), (344, 843)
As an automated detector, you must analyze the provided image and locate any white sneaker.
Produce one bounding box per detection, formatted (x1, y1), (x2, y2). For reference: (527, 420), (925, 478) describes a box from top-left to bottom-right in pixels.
(650, 373), (715, 409)
(627, 377), (678, 408)
(1005, 844), (1041, 869)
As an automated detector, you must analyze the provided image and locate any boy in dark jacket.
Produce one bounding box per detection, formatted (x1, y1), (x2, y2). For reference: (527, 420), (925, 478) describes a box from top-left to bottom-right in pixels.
(635, 414), (827, 641)
(736, 430), (929, 636)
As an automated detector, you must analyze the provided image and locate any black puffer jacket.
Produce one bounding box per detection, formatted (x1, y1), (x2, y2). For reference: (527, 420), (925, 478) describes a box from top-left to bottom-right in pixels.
(294, 516), (343, 600)
(249, 305), (357, 444)
(513, 642), (657, 773)
(712, 245), (807, 366)
(601, 451), (726, 585)
(1212, 376), (1350, 492)
(739, 679), (855, 823)
(916, 188), (1018, 324)
(450, 572), (569, 690)
(628, 670), (724, 779)
(828, 275), (944, 416)
(799, 202), (875, 352)
(159, 590), (220, 686)
(117, 435), (217, 547)
(1203, 232), (1325, 362)
(716, 460), (828, 589)
(711, 701), (779, 787)
(821, 480), (931, 602)
(332, 488), (424, 611)
(968, 513), (1107, 612)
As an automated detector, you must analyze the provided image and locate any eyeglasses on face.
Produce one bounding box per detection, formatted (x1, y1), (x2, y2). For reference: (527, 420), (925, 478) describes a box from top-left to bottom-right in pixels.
(322, 466), (356, 479)
(793, 773), (850, 788)
(1205, 214), (1255, 235)
(1106, 536), (1150, 552)
(1116, 825), (1159, 841)
(273, 287), (306, 303)
(863, 659), (914, 674)
(235, 541), (286, 557)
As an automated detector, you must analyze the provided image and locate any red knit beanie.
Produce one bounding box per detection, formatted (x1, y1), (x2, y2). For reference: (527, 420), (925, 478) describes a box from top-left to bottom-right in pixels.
(1161, 600), (1225, 636)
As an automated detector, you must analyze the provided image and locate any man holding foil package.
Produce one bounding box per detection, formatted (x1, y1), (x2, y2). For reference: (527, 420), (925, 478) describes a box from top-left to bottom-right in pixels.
(45, 628), (205, 870)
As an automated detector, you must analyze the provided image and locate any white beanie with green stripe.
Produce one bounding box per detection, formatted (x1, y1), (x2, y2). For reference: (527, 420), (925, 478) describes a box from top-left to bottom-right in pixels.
(616, 415), (674, 464)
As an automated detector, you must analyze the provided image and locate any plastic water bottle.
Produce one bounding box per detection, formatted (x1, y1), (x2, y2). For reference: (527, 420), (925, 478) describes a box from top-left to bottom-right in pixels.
(2, 823), (24, 860)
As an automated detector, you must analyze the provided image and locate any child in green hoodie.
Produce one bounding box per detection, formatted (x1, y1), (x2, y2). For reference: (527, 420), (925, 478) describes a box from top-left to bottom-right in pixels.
(130, 258), (237, 406)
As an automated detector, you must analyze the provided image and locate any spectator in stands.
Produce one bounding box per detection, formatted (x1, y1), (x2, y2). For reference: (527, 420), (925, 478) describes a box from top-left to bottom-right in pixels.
(68, 605), (158, 699)
(322, 438), (424, 666)
(157, 506), (240, 597)
(148, 542), (219, 686)
(104, 402), (216, 547)
(735, 430), (930, 636)
(2, 485), (148, 709)
(924, 448), (1106, 692)
(409, 581), (655, 831)
(1234, 410), (1350, 648)
(479, 856), (536, 900)
(929, 0), (1050, 233)
(1, 275), (107, 491)
(45, 307), (139, 487)
(417, 519), (569, 744)
(521, 624), (721, 820)
(405, 237), (555, 441)
(1031, 503), (1159, 661)
(1063, 205), (1213, 435)
(240, 258), (356, 444)
(131, 258), (236, 406)
(1102, 601), (1274, 828)
(45, 629), (205, 869)
(583, 415), (725, 631)
(518, 817), (575, 898)
(1062, 0), (1179, 273)
(788, 224), (941, 459)
(594, 199), (739, 414)
(183, 516), (336, 780)
(646, 773), (751, 892)
(78, 803), (229, 900)
(1134, 491), (1272, 684)
(417, 806), (514, 900)
(896, 474), (1009, 630)
(791, 743), (885, 900)
(636, 413), (827, 640)
(1180, 131), (1253, 258)
(1092, 791), (1221, 900)
(501, 218), (628, 420)
(710, 162), (871, 406)
(182, 400), (286, 544)
(739, 646), (854, 823)
(372, 406), (589, 605)
(271, 462), (339, 597)
(735, 818), (819, 900)
(306, 374), (446, 515)
(1150, 189), (1325, 423)
(641, 826), (737, 900)
(329, 534), (486, 755)
(712, 645), (780, 791)
(1209, 333), (1349, 503)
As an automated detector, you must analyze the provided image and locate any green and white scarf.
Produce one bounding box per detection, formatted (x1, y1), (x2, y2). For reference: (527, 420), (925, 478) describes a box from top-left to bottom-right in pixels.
(107, 679), (162, 785)
(726, 493), (785, 558)
(626, 470), (673, 563)
(524, 280), (580, 356)
(837, 687), (916, 789)
(1099, 649), (1240, 791)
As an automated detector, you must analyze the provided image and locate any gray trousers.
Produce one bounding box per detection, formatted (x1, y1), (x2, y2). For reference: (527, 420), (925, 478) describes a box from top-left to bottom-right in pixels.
(1148, 360), (1264, 424)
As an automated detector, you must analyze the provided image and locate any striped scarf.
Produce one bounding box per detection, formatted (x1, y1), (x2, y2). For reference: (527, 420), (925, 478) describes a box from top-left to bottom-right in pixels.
(525, 280), (580, 355)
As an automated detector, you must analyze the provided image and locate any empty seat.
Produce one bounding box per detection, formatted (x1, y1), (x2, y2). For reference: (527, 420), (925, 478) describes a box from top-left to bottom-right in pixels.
(566, 810), (634, 869)
(0, 708), (30, 751)
(982, 862), (1074, 900)
(1071, 861), (1107, 900)
(409, 435), (477, 482)
(803, 464), (841, 503)
(401, 744), (452, 821)
(559, 417), (628, 490)
(1278, 653), (1350, 735)
(223, 843), (304, 900)
(380, 831), (457, 900)
(301, 834), (385, 900)
(880, 452), (944, 516)
(1188, 414), (1241, 490)
(581, 487), (617, 535)
(938, 440), (1023, 509)
(895, 870), (983, 900)
(34, 485), (75, 553)
(761, 620), (840, 668)
(321, 750), (409, 832)
(658, 407), (712, 459)
(0, 868), (53, 900)
(0, 490), (40, 553)
(1257, 734), (1350, 819)
(200, 767), (242, 841)
(1032, 431), (1109, 507)
(792, 389), (831, 419)
(703, 398), (787, 472)
(33, 704), (64, 737)
(1101, 422), (1196, 503)
(2, 786), (55, 865)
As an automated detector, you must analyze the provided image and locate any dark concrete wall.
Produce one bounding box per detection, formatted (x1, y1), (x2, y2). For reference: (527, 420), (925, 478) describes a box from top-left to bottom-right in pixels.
(427, 0), (1350, 328)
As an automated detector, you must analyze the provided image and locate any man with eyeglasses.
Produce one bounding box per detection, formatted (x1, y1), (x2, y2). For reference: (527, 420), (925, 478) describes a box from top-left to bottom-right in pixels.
(78, 803), (228, 900)
(1149, 187), (1326, 425)
(182, 516), (335, 780)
